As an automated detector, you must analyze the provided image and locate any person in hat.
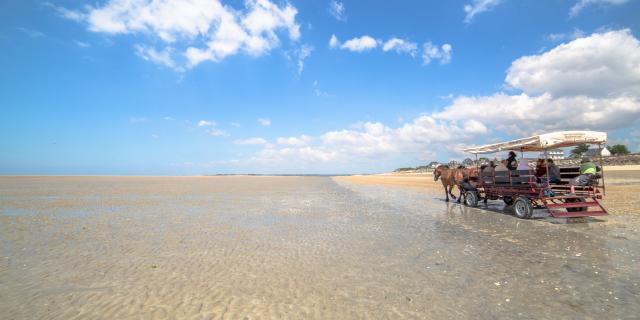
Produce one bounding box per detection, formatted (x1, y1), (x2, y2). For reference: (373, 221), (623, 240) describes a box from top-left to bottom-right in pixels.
(505, 151), (518, 171)
(569, 157), (598, 194)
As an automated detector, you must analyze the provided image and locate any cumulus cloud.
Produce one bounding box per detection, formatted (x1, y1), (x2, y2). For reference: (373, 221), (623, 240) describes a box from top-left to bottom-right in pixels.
(228, 29), (640, 172)
(328, 1), (346, 21)
(340, 35), (378, 52)
(382, 38), (418, 56)
(331, 35), (452, 66)
(506, 29), (640, 97)
(422, 42), (452, 65)
(329, 34), (339, 48)
(209, 128), (228, 137)
(135, 45), (183, 71)
(463, 0), (503, 23)
(234, 137), (268, 145)
(258, 118), (272, 126)
(54, 0), (301, 71)
(435, 93), (640, 136)
(277, 135), (312, 146)
(436, 29), (640, 136)
(569, 0), (629, 17)
(197, 120), (216, 127)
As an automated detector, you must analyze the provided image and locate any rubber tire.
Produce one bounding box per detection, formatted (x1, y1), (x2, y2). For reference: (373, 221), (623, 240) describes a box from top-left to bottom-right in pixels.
(503, 196), (514, 206)
(513, 197), (533, 219)
(566, 198), (587, 212)
(464, 191), (479, 207)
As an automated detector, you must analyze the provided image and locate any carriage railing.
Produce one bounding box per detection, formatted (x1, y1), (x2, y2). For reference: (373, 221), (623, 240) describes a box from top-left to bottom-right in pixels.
(480, 168), (536, 187)
(479, 166), (602, 198)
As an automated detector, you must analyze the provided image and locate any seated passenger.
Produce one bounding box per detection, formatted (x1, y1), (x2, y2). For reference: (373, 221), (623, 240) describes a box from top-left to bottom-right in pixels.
(570, 157), (599, 194)
(505, 151), (518, 170)
(535, 159), (547, 180)
(547, 159), (561, 184)
(461, 177), (477, 191)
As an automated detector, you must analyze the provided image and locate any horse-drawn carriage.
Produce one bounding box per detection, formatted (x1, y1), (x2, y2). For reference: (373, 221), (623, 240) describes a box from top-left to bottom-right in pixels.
(450, 131), (609, 219)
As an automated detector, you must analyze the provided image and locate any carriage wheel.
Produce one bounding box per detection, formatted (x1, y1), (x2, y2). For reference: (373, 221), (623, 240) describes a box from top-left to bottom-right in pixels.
(464, 191), (478, 207)
(513, 197), (533, 219)
(565, 198), (587, 212)
(503, 196), (514, 206)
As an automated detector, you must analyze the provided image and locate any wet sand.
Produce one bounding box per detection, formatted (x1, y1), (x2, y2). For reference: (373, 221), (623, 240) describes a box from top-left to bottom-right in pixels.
(1, 176), (639, 319)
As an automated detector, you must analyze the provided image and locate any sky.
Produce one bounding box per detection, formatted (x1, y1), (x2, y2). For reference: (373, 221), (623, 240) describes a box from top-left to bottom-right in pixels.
(1, 0), (639, 175)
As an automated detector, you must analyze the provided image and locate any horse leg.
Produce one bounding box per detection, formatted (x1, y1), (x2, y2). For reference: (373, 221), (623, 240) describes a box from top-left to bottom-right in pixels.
(457, 185), (463, 203)
(449, 185), (457, 200)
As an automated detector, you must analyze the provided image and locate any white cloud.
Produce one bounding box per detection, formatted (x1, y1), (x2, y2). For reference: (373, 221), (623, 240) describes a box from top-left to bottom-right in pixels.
(56, 0), (301, 71)
(163, 116), (175, 121)
(422, 42), (452, 65)
(258, 118), (271, 126)
(227, 29), (640, 172)
(135, 45), (183, 72)
(231, 122), (241, 127)
(506, 29), (640, 97)
(463, 0), (502, 23)
(209, 128), (228, 137)
(277, 135), (312, 146)
(292, 44), (313, 75)
(75, 40), (90, 48)
(332, 35), (452, 66)
(435, 93), (640, 136)
(16, 27), (45, 38)
(329, 1), (346, 21)
(43, 2), (86, 22)
(340, 35), (378, 52)
(313, 80), (329, 97)
(545, 28), (586, 42)
(436, 30), (640, 136)
(382, 38), (418, 56)
(569, 0), (629, 17)
(329, 34), (339, 48)
(234, 137), (268, 145)
(197, 120), (216, 127)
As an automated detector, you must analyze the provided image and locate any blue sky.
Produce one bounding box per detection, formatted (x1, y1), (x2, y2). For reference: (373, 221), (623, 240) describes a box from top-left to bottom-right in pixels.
(1, 0), (639, 175)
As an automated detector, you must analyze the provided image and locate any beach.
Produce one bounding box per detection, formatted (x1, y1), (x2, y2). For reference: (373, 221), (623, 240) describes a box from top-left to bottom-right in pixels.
(1, 175), (639, 319)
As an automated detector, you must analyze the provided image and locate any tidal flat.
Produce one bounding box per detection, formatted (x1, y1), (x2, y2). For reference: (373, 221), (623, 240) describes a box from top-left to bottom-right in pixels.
(1, 176), (639, 319)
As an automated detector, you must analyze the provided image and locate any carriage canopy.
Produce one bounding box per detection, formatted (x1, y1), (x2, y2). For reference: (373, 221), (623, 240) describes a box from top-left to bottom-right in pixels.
(462, 131), (607, 154)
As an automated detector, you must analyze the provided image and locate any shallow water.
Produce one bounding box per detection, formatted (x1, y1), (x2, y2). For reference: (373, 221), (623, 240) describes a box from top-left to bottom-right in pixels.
(0, 176), (638, 319)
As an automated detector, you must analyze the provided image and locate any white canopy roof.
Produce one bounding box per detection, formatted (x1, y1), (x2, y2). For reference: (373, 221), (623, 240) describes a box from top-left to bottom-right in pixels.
(463, 131), (607, 154)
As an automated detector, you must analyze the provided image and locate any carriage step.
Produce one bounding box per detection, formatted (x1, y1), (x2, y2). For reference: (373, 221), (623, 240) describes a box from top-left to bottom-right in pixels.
(546, 202), (601, 209)
(550, 210), (608, 218)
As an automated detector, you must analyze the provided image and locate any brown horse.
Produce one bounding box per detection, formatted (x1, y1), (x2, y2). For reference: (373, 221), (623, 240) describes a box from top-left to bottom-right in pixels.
(433, 165), (480, 202)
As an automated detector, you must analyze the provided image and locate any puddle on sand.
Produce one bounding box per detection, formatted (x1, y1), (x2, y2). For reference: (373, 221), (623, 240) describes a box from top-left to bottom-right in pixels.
(0, 176), (638, 319)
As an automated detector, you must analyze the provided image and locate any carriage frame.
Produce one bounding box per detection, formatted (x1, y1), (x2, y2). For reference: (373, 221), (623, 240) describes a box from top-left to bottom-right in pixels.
(461, 131), (609, 219)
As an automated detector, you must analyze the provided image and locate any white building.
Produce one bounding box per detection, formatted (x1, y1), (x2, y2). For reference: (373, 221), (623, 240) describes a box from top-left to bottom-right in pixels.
(540, 149), (565, 160)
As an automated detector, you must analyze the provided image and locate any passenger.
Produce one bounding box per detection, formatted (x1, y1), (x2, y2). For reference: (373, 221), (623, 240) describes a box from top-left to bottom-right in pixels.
(461, 176), (477, 191)
(547, 159), (561, 184)
(569, 157), (599, 194)
(535, 159), (547, 180)
(505, 151), (518, 170)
